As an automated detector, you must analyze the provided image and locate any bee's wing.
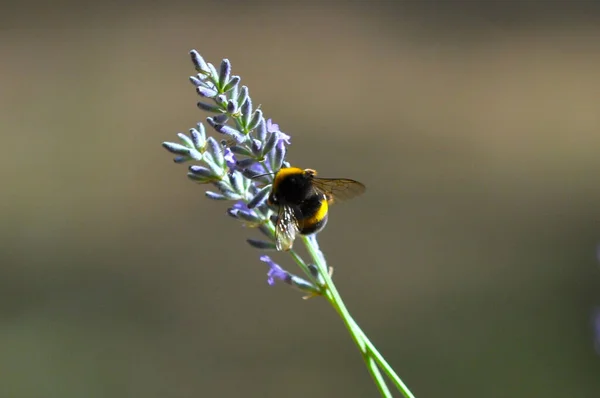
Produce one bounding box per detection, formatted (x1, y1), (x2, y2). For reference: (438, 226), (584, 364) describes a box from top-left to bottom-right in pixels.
(275, 205), (301, 251)
(311, 178), (366, 204)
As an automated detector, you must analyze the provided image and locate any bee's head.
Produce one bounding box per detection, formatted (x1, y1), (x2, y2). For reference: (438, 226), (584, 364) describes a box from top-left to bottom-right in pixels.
(303, 168), (317, 178)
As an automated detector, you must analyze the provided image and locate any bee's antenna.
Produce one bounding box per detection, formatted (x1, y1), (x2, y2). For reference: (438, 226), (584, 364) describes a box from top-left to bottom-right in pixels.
(247, 170), (277, 179)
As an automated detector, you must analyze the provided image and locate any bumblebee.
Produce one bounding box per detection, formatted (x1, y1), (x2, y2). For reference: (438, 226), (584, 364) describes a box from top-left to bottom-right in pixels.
(267, 167), (366, 251)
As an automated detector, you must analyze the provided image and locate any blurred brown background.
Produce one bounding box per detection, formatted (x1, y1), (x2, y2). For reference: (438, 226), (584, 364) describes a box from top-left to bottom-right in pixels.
(2, 1), (600, 397)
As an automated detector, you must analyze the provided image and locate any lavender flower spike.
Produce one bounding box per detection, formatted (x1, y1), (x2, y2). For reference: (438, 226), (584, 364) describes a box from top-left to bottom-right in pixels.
(161, 50), (416, 398)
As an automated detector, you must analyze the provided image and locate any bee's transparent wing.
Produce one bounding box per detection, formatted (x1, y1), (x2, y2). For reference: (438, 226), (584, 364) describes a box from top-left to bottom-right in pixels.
(275, 205), (300, 251)
(311, 178), (366, 204)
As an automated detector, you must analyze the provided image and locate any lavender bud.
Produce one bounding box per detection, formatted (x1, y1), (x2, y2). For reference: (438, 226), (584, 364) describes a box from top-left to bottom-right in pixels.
(177, 132), (194, 148)
(207, 136), (224, 167)
(251, 138), (262, 156)
(256, 118), (267, 142)
(201, 154), (221, 177)
(228, 205), (259, 223)
(187, 172), (212, 183)
(220, 125), (244, 139)
(173, 156), (187, 163)
(229, 81), (239, 103)
(206, 62), (219, 81)
(261, 131), (278, 157)
(162, 142), (190, 155)
(237, 209), (261, 224)
(229, 145), (253, 157)
(223, 75), (240, 93)
(215, 94), (228, 107)
(205, 191), (228, 200)
(197, 101), (222, 113)
(206, 117), (230, 137)
(190, 126), (206, 150)
(289, 276), (321, 295)
(189, 150), (203, 161)
(236, 158), (257, 169)
(242, 169), (271, 185)
(307, 264), (327, 286)
(188, 165), (215, 179)
(212, 181), (241, 199)
(228, 171), (244, 194)
(215, 124), (245, 143)
(247, 185), (271, 209)
(196, 85), (218, 98)
(241, 167), (262, 180)
(247, 239), (277, 250)
(189, 75), (204, 87)
(190, 50), (209, 73)
(227, 208), (240, 219)
(221, 190), (243, 200)
(248, 181), (260, 195)
(240, 96), (253, 128)
(308, 264), (320, 279)
(212, 114), (229, 124)
(205, 116), (218, 128)
(237, 85), (249, 108)
(228, 202), (260, 221)
(247, 110), (263, 131)
(269, 139), (286, 171)
(218, 59), (231, 91)
(226, 99), (238, 114)
(243, 172), (253, 192)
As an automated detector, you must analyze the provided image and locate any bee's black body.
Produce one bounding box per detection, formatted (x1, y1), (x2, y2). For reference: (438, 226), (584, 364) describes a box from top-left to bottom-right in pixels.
(268, 167), (328, 235)
(268, 170), (313, 206)
(267, 166), (364, 251)
(294, 194), (328, 235)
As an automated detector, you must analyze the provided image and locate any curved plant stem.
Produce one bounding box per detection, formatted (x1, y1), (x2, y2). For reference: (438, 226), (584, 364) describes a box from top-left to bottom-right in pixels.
(366, 355), (393, 398)
(300, 235), (416, 398)
(351, 317), (415, 396)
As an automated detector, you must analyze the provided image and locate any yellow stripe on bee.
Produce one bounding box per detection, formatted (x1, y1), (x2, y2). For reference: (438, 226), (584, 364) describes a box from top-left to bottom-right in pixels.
(302, 197), (329, 226)
(273, 167), (304, 189)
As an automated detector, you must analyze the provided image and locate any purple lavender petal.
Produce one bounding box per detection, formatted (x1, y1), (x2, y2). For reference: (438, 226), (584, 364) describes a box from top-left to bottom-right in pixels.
(266, 119), (279, 133)
(260, 255), (288, 286)
(223, 147), (237, 171)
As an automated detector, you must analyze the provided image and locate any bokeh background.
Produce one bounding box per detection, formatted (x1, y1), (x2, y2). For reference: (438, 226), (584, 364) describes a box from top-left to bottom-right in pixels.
(2, 1), (600, 397)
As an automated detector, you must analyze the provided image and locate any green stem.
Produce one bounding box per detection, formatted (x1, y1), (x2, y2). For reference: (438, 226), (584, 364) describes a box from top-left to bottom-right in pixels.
(350, 318), (415, 396)
(301, 235), (416, 398)
(366, 355), (393, 398)
(327, 287), (393, 398)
